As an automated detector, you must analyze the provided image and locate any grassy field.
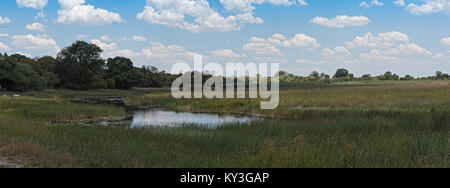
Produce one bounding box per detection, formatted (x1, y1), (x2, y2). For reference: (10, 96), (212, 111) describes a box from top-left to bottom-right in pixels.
(0, 81), (448, 168)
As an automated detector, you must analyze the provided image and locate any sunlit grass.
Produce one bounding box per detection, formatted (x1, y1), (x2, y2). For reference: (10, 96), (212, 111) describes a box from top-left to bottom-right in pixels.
(0, 81), (448, 168)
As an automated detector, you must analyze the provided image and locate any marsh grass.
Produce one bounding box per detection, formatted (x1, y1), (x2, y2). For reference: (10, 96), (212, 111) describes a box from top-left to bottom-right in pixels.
(0, 81), (448, 168)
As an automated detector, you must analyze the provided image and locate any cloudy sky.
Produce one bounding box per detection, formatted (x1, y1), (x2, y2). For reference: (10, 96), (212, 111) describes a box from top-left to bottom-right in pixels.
(0, 0), (449, 76)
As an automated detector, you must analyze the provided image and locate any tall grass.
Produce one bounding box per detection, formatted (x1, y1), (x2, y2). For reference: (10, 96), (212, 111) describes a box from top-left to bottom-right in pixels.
(0, 81), (448, 168)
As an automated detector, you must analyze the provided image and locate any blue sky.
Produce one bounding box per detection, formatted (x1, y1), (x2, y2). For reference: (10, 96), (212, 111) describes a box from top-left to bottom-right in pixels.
(0, 0), (449, 77)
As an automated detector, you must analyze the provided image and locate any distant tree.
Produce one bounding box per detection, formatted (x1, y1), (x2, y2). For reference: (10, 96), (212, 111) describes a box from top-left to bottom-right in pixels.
(349, 74), (355, 81)
(106, 57), (134, 76)
(392, 74), (400, 81)
(0, 54), (45, 91)
(362, 74), (372, 80)
(309, 71), (320, 80)
(334, 68), (349, 78)
(435, 71), (443, 80)
(384, 71), (393, 80)
(55, 41), (106, 90)
(22, 56), (59, 88)
(403, 75), (414, 81)
(106, 57), (144, 89)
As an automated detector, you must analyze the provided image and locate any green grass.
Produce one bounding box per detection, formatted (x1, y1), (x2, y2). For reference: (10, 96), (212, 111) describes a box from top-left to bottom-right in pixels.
(0, 81), (448, 168)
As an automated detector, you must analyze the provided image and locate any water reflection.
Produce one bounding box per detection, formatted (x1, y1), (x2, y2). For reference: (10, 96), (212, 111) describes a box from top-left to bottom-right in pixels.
(130, 109), (260, 129)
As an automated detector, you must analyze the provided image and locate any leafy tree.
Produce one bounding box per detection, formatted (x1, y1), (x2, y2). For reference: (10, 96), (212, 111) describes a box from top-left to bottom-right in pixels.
(22, 56), (59, 88)
(334, 68), (349, 78)
(384, 71), (393, 80)
(106, 57), (144, 89)
(0, 54), (45, 91)
(309, 71), (320, 80)
(435, 71), (443, 79)
(362, 74), (372, 80)
(55, 41), (106, 90)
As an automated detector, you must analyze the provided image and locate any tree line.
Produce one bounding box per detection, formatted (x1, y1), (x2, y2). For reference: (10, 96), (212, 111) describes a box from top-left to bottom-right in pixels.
(0, 41), (449, 92)
(278, 68), (449, 84)
(0, 41), (175, 91)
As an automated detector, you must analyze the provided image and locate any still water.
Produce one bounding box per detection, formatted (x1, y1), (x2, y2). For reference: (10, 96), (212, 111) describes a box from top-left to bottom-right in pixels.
(129, 109), (260, 129)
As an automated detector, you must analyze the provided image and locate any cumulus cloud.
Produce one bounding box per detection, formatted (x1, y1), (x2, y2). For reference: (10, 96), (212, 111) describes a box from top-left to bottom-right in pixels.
(91, 39), (200, 65)
(26, 22), (46, 32)
(346, 31), (410, 49)
(321, 46), (351, 59)
(57, 0), (123, 25)
(211, 49), (242, 59)
(441, 37), (450, 46)
(11, 34), (60, 53)
(16, 0), (48, 9)
(0, 42), (11, 51)
(91, 39), (137, 58)
(243, 33), (320, 55)
(0, 33), (8, 38)
(394, 0), (405, 6)
(137, 0), (307, 33)
(360, 42), (433, 60)
(133, 36), (147, 42)
(0, 17), (11, 24)
(310, 15), (371, 28)
(140, 42), (200, 64)
(77, 34), (88, 39)
(360, 0), (384, 8)
(406, 0), (450, 15)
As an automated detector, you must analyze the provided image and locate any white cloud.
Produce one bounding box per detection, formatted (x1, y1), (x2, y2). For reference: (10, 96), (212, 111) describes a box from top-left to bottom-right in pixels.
(77, 34), (88, 39)
(91, 39), (200, 64)
(387, 42), (433, 56)
(137, 0), (240, 33)
(34, 11), (47, 21)
(243, 37), (282, 55)
(16, 0), (48, 10)
(133, 36), (147, 42)
(360, 49), (399, 61)
(243, 33), (320, 55)
(57, 0), (123, 25)
(100, 35), (113, 42)
(0, 42), (11, 51)
(11, 34), (60, 53)
(394, 0), (405, 6)
(140, 42), (200, 64)
(359, 1), (370, 8)
(137, 0), (307, 33)
(26, 22), (46, 32)
(346, 31), (410, 49)
(310, 15), (371, 28)
(360, 42), (433, 61)
(0, 17), (11, 24)
(321, 46), (351, 59)
(406, 0), (450, 15)
(211, 49), (242, 59)
(371, 0), (384, 6)
(280, 34), (321, 50)
(91, 39), (137, 58)
(360, 0), (384, 8)
(441, 37), (450, 46)
(0, 33), (8, 38)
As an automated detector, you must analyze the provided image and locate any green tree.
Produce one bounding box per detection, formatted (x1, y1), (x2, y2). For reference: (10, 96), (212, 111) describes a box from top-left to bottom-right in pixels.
(106, 57), (144, 89)
(384, 71), (393, 80)
(22, 56), (60, 88)
(0, 54), (45, 91)
(334, 68), (349, 78)
(55, 41), (106, 90)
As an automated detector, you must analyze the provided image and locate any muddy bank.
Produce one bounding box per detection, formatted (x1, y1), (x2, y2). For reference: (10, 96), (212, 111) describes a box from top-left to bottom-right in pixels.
(70, 97), (125, 106)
